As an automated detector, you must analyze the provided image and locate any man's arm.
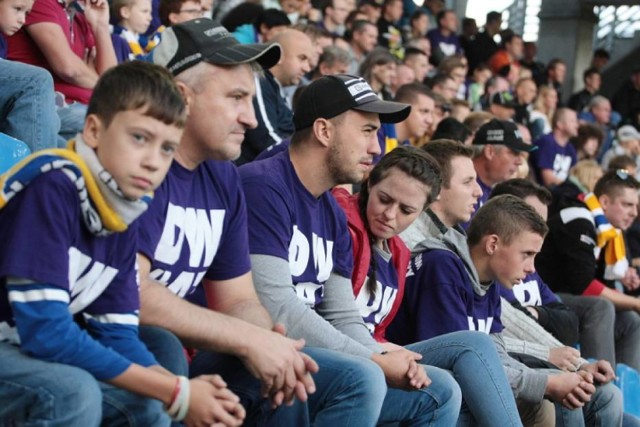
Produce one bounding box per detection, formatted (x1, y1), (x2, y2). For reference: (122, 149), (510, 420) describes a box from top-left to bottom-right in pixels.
(138, 254), (317, 405)
(598, 286), (640, 312)
(27, 22), (100, 88)
(540, 169), (563, 187)
(202, 272), (273, 330)
(82, 0), (117, 75)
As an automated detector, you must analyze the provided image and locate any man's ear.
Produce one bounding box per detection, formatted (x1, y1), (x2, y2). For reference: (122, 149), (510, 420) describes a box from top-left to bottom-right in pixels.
(313, 118), (332, 148)
(484, 234), (499, 256)
(599, 193), (611, 211)
(82, 114), (103, 149)
(175, 81), (192, 117)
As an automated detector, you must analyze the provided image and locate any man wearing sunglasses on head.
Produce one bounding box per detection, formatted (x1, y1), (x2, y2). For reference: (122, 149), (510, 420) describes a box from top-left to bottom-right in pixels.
(536, 168), (640, 373)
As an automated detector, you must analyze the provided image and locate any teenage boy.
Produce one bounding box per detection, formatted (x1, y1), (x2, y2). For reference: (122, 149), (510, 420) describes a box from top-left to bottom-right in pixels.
(240, 74), (465, 425)
(0, 62), (246, 426)
(388, 139), (623, 426)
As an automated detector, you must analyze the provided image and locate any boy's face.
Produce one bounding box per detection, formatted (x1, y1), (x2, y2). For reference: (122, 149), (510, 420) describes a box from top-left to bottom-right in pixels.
(489, 230), (543, 288)
(434, 155), (482, 227)
(0, 0), (33, 36)
(84, 107), (182, 199)
(122, 0), (152, 34)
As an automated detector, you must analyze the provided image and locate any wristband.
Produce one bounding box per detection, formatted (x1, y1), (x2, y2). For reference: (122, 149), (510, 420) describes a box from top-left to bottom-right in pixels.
(166, 376), (190, 421)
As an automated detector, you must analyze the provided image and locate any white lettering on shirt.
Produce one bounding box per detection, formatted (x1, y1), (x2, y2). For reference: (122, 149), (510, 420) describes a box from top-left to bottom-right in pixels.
(68, 246), (118, 313)
(467, 316), (493, 334)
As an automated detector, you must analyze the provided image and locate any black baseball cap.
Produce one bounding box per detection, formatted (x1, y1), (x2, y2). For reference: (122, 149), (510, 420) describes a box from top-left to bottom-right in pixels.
(490, 91), (517, 109)
(153, 18), (281, 76)
(472, 119), (536, 152)
(293, 75), (411, 131)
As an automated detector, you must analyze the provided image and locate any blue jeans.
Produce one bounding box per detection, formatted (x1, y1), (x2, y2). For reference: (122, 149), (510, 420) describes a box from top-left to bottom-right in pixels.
(0, 342), (169, 426)
(554, 380), (623, 427)
(405, 331), (521, 426)
(0, 59), (60, 152)
(57, 101), (87, 146)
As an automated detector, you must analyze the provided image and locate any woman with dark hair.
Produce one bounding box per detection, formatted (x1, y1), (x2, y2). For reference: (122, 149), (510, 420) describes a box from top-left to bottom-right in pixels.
(333, 146), (522, 426)
(359, 48), (397, 100)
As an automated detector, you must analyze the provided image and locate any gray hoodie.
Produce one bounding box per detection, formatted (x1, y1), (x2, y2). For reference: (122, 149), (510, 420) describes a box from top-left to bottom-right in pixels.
(400, 209), (548, 403)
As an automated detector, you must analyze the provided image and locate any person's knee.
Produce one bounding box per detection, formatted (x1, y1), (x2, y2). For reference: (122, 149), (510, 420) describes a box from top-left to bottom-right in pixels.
(424, 366), (463, 410)
(586, 297), (616, 322)
(139, 325), (188, 376)
(347, 357), (387, 403)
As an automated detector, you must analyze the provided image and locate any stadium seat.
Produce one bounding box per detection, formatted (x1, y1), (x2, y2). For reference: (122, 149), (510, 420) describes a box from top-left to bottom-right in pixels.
(0, 133), (31, 174)
(615, 363), (640, 417)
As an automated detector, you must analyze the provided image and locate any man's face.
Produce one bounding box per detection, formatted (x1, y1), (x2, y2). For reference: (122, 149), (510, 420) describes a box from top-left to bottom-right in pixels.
(490, 231), (544, 288)
(169, 0), (203, 25)
(181, 64), (257, 161)
(327, 0), (350, 26)
(404, 53), (430, 82)
(524, 195), (548, 221)
(86, 108), (182, 200)
(0, 0), (32, 36)
(434, 77), (458, 101)
(550, 63), (566, 84)
(487, 145), (523, 184)
(402, 93), (434, 139)
(434, 155), (482, 227)
(385, 0), (403, 22)
(273, 34), (314, 86)
(391, 65), (416, 91)
(506, 36), (524, 60)
(353, 24), (378, 53)
(592, 101), (611, 125)
(585, 73), (601, 92)
(602, 187), (639, 230)
(360, 4), (381, 23)
(516, 80), (537, 105)
(327, 110), (381, 184)
(440, 11), (457, 32)
(319, 59), (350, 76)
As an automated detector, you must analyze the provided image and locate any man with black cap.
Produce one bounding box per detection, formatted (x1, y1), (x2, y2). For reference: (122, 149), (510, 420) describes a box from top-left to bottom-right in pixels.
(240, 74), (463, 425)
(489, 91), (517, 121)
(470, 118), (536, 220)
(135, 18), (324, 425)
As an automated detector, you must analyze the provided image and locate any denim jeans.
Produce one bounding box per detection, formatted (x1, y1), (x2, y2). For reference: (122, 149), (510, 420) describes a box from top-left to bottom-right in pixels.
(0, 59), (60, 152)
(0, 342), (170, 426)
(405, 330), (522, 427)
(56, 101), (88, 146)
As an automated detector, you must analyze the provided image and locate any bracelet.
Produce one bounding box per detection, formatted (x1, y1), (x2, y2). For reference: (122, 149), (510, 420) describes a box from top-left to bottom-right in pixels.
(165, 377), (181, 415)
(165, 376), (190, 421)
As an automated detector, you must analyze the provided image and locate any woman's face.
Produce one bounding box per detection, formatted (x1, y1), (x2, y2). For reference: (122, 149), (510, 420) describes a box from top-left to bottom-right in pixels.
(366, 168), (429, 244)
(543, 89), (558, 110)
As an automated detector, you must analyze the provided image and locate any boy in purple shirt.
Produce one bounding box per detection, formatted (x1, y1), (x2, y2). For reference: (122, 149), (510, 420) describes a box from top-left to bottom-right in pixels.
(0, 62), (246, 426)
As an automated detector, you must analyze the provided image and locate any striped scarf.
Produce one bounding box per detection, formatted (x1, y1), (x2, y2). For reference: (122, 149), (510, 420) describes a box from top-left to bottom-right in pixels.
(579, 192), (628, 280)
(114, 26), (164, 60)
(0, 136), (152, 236)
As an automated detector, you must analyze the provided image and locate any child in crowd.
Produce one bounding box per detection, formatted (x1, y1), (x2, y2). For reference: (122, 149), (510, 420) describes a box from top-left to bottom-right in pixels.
(0, 0), (60, 150)
(333, 146), (521, 425)
(112, 0), (160, 61)
(0, 62), (244, 426)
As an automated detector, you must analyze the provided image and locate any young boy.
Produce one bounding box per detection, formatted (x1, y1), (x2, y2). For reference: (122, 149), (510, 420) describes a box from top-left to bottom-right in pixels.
(0, 62), (244, 426)
(111, 0), (158, 61)
(0, 0), (60, 150)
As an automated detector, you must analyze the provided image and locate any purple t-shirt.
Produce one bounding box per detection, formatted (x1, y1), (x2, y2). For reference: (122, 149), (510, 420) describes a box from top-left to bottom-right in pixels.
(0, 170), (154, 380)
(426, 29), (463, 58)
(530, 133), (577, 184)
(239, 151), (353, 307)
(138, 160), (251, 298)
(354, 248), (399, 335)
(387, 248), (503, 345)
(499, 272), (559, 307)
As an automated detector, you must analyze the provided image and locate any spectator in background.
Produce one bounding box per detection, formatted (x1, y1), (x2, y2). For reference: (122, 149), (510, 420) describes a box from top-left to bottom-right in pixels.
(346, 19), (378, 74)
(591, 48), (610, 72)
(489, 91), (517, 121)
(458, 17), (477, 55)
(466, 63), (492, 110)
(568, 67), (601, 114)
(530, 108), (579, 188)
(601, 125), (640, 171)
(376, 0), (403, 52)
(385, 83), (435, 150)
(431, 117), (471, 144)
(403, 46), (430, 83)
(450, 99), (471, 122)
(520, 41), (545, 82)
(111, 0), (154, 62)
(430, 73), (457, 103)
(388, 63), (415, 96)
(229, 7), (291, 44)
(239, 28), (313, 165)
(488, 30), (523, 79)
(463, 111), (493, 144)
(437, 55), (467, 99)
(571, 122), (604, 161)
(536, 58), (566, 107)
(7, 0), (117, 143)
(612, 67), (640, 129)
(570, 159), (604, 193)
(529, 85), (558, 140)
(404, 9), (428, 42)
(319, 0), (350, 37)
(465, 11), (501, 74)
(0, 0), (60, 151)
(478, 75), (509, 112)
(359, 47), (397, 100)
(513, 77), (537, 130)
(357, 0), (381, 24)
(311, 45), (351, 79)
(159, 0), (203, 27)
(580, 95), (615, 161)
(426, 9), (462, 66)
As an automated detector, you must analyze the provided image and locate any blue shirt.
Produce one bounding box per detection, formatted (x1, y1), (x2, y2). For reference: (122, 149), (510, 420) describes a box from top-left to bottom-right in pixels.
(240, 151), (353, 307)
(138, 159), (251, 298)
(530, 133), (577, 184)
(387, 248), (503, 345)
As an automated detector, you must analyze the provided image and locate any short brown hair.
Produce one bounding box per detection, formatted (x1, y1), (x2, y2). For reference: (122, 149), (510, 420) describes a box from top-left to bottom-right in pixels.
(421, 139), (473, 188)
